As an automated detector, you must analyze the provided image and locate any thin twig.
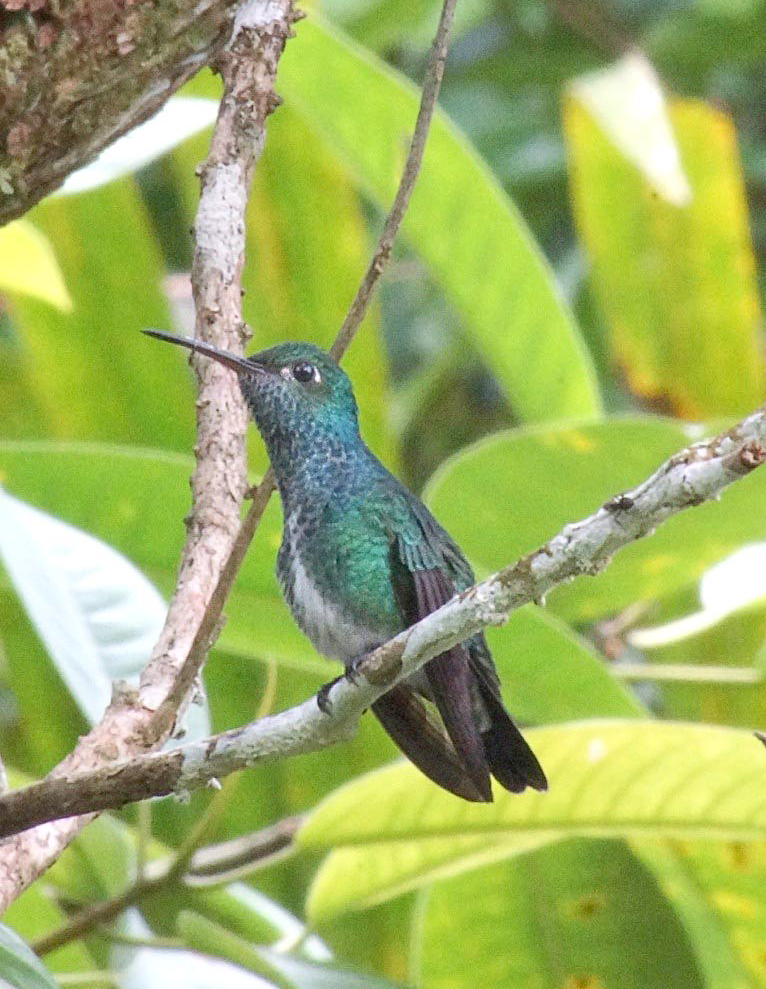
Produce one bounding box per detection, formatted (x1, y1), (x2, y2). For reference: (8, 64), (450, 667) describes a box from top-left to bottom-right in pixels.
(32, 814), (304, 956)
(329, 0), (457, 359)
(9, 412), (766, 837)
(186, 813), (303, 884)
(611, 662), (762, 684)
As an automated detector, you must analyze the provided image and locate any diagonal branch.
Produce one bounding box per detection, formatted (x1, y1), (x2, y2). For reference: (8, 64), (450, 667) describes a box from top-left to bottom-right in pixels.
(0, 0), (298, 913)
(2, 409), (764, 838)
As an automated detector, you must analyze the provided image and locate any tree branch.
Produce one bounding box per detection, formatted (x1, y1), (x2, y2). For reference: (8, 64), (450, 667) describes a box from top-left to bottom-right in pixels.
(0, 0), (242, 225)
(3, 410), (764, 837)
(0, 0), (297, 912)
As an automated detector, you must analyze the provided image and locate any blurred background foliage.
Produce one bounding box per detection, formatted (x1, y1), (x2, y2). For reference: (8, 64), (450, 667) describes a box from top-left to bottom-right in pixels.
(1, 0), (766, 986)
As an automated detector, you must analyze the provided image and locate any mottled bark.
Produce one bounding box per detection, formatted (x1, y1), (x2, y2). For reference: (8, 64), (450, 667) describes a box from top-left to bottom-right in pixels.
(0, 0), (240, 225)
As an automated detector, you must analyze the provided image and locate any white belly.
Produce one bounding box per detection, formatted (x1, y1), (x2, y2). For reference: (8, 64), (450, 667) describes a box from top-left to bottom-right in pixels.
(287, 554), (382, 662)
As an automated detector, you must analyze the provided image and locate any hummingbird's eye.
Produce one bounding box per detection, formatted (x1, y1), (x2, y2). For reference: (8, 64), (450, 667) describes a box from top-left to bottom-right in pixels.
(291, 360), (319, 384)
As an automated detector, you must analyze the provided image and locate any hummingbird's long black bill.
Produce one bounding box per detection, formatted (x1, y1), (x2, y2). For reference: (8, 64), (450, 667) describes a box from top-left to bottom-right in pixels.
(142, 329), (260, 376)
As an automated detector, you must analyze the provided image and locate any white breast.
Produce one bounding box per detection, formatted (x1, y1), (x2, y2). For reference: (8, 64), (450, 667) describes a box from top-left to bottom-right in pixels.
(287, 554), (381, 663)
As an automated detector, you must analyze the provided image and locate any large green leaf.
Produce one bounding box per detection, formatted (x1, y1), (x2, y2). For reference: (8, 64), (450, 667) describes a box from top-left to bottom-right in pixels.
(7, 181), (194, 449)
(301, 721), (766, 920)
(418, 839), (704, 989)
(635, 840), (766, 989)
(274, 17), (600, 422)
(424, 418), (766, 620)
(565, 96), (766, 418)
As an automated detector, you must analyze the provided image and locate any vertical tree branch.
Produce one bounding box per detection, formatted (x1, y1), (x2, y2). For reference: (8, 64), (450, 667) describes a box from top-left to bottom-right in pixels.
(160, 0), (460, 720)
(0, 0), (297, 913)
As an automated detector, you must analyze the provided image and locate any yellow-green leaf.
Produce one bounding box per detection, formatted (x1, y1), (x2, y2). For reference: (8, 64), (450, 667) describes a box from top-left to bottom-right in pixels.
(418, 840), (705, 989)
(565, 97), (766, 417)
(301, 721), (766, 921)
(0, 220), (71, 312)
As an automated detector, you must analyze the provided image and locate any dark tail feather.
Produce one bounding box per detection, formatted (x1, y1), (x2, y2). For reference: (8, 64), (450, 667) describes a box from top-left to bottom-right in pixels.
(478, 683), (547, 794)
(372, 686), (491, 803)
(425, 649), (492, 802)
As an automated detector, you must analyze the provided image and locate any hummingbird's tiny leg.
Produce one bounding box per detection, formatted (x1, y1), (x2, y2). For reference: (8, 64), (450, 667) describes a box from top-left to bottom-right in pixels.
(316, 675), (343, 715)
(344, 652), (368, 686)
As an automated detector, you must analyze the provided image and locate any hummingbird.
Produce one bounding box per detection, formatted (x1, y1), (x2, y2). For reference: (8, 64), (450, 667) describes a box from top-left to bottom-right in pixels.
(145, 330), (547, 801)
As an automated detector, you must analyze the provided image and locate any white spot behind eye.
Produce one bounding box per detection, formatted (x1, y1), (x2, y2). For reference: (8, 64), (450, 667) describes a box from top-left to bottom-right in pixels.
(280, 367), (292, 380)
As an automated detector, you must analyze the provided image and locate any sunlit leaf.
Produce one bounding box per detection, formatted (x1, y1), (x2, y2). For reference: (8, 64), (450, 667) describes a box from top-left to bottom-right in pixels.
(0, 486), (209, 740)
(568, 52), (691, 206)
(0, 488), (158, 723)
(418, 839), (704, 989)
(0, 220), (71, 311)
(62, 97), (218, 194)
(565, 97), (766, 417)
(301, 721), (766, 920)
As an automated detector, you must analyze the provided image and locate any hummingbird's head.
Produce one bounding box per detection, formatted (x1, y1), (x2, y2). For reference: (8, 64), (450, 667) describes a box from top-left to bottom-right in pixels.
(143, 331), (359, 452)
(238, 341), (359, 442)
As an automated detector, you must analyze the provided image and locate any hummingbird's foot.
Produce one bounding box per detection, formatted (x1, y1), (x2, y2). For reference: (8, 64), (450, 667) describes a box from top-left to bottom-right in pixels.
(344, 653), (367, 685)
(317, 675), (343, 715)
(317, 654), (369, 714)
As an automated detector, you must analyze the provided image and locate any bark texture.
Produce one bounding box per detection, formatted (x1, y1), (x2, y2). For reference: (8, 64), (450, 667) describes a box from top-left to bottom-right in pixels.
(0, 0), (240, 225)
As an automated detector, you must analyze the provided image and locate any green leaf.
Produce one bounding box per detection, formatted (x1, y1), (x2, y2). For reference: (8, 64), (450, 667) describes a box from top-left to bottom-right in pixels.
(276, 17), (601, 422)
(487, 606), (645, 724)
(0, 220), (71, 311)
(418, 839), (704, 989)
(635, 840), (766, 989)
(0, 923), (57, 989)
(424, 418), (766, 621)
(565, 96), (766, 417)
(0, 488), (168, 726)
(8, 182), (194, 449)
(301, 721), (766, 920)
